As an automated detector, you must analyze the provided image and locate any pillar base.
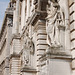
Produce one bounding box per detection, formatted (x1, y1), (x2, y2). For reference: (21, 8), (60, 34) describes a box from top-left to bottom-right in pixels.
(40, 47), (72, 75)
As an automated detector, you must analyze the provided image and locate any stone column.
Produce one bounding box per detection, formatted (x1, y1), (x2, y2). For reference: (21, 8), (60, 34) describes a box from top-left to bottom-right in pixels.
(58, 0), (70, 50)
(6, 17), (13, 57)
(21, 0), (26, 30)
(26, 0), (30, 20)
(13, 9), (17, 34)
(5, 17), (13, 75)
(15, 0), (20, 33)
(64, 0), (70, 50)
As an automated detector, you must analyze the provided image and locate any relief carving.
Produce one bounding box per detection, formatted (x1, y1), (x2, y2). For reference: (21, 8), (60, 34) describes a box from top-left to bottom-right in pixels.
(22, 32), (35, 66)
(46, 0), (65, 48)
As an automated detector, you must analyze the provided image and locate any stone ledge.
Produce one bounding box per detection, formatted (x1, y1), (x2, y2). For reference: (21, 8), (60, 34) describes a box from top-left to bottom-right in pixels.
(21, 66), (37, 73)
(9, 53), (20, 59)
(39, 47), (72, 61)
(47, 48), (71, 56)
(12, 34), (21, 39)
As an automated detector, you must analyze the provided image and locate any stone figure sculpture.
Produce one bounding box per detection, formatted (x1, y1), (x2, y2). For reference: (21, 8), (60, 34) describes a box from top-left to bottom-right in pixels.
(46, 0), (65, 47)
(23, 49), (29, 66)
(22, 32), (34, 66)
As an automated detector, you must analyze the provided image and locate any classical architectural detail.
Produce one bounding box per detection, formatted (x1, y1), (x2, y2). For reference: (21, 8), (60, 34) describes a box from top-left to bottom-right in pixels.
(22, 32), (35, 66)
(46, 0), (65, 47)
(0, 0), (75, 75)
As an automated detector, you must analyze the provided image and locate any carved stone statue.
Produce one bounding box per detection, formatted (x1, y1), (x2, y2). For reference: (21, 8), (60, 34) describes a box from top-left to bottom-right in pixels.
(46, 0), (65, 48)
(22, 32), (34, 66)
(23, 49), (29, 66)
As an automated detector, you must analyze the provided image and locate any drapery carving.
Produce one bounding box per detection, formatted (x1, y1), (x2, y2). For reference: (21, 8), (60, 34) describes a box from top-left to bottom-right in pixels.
(22, 32), (35, 66)
(46, 0), (65, 48)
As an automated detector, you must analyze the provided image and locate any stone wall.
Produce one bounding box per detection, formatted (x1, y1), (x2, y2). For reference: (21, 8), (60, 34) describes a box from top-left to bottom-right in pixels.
(10, 57), (21, 75)
(69, 0), (75, 75)
(0, 0), (75, 75)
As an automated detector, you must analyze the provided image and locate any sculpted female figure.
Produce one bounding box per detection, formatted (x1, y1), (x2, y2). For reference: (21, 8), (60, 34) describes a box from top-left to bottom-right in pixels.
(46, 0), (64, 47)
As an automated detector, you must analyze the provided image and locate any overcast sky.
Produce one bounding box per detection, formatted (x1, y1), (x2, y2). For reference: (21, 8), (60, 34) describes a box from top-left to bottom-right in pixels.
(0, 0), (9, 29)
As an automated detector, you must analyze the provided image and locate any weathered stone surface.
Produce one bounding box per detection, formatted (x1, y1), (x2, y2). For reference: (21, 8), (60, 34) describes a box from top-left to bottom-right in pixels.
(70, 21), (75, 31)
(72, 59), (75, 69)
(0, 0), (74, 75)
(71, 40), (75, 50)
(71, 50), (75, 58)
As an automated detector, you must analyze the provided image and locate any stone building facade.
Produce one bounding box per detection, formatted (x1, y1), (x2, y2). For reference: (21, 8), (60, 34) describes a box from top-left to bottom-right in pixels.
(0, 0), (75, 75)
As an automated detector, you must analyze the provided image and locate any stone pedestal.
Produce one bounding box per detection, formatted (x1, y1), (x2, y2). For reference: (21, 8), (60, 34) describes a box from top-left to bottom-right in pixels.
(40, 47), (72, 75)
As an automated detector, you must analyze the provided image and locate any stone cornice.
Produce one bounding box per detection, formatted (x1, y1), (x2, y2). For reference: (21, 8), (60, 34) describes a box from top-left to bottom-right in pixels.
(39, 48), (72, 62)
(21, 66), (37, 73)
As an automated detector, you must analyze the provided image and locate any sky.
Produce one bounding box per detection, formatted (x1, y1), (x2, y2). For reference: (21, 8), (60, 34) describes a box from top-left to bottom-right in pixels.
(0, 0), (9, 29)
